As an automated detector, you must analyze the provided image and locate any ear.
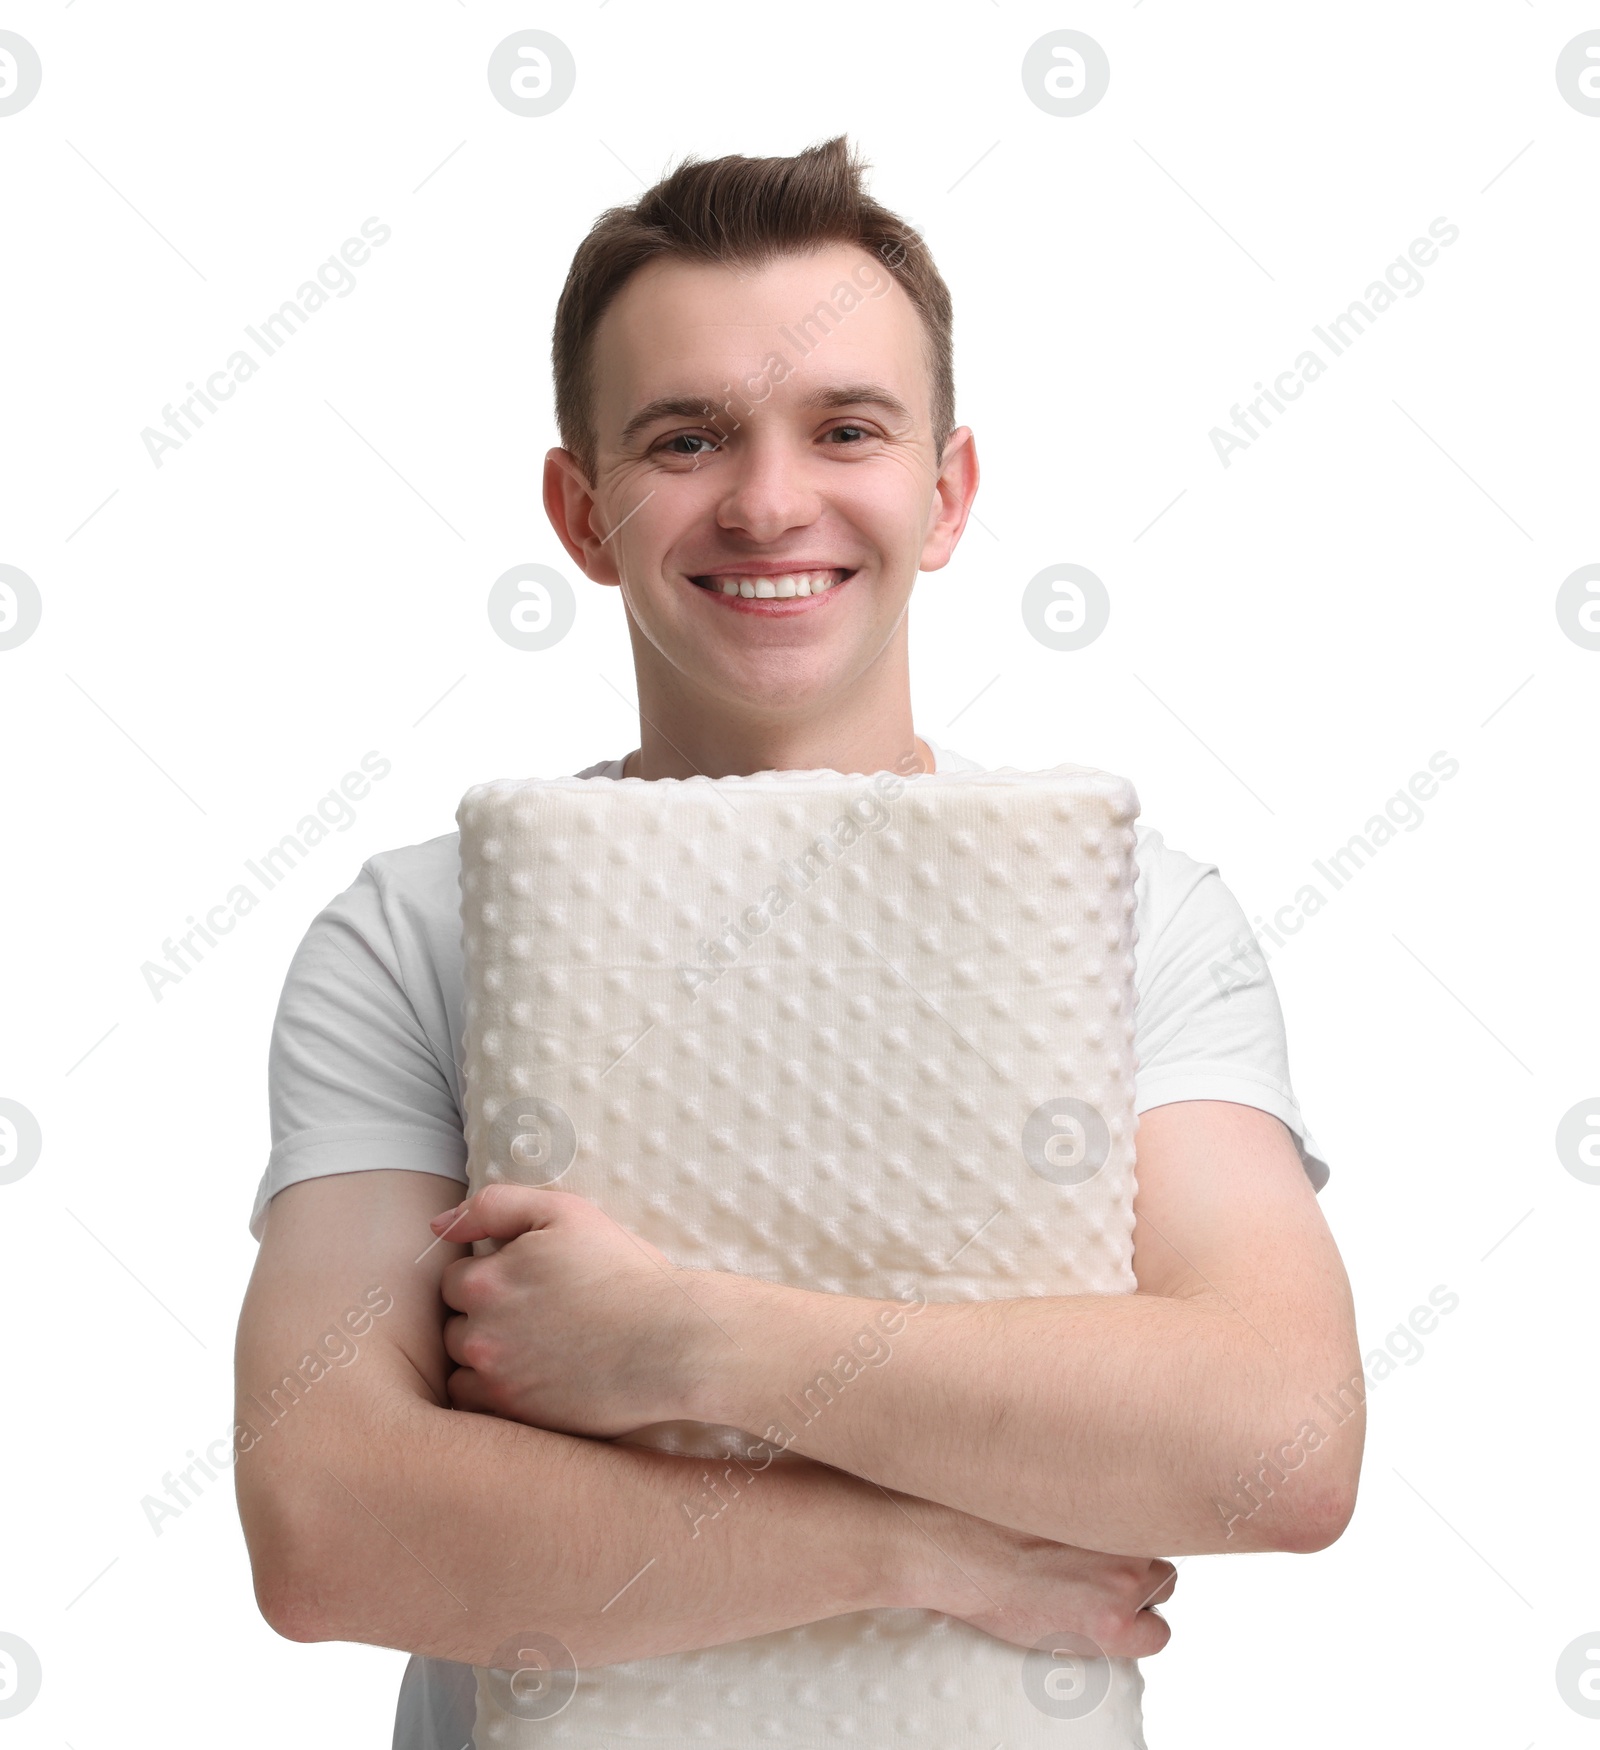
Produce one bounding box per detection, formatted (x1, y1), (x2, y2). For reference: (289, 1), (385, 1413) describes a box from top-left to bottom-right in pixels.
(543, 447), (623, 586)
(919, 425), (979, 573)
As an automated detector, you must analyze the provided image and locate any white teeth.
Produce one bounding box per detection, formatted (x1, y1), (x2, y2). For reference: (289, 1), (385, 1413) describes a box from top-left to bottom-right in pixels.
(702, 569), (844, 599)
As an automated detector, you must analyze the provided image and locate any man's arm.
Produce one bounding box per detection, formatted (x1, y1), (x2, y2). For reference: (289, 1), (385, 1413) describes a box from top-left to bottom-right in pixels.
(442, 1101), (1364, 1558)
(235, 1167), (1178, 1663)
(699, 1100), (1363, 1554)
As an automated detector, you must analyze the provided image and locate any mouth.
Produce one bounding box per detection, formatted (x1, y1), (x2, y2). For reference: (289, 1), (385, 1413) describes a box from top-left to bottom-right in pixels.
(689, 567), (854, 610)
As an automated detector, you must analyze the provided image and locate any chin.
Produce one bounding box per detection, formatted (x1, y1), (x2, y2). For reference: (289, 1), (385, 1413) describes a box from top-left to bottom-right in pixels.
(704, 649), (859, 715)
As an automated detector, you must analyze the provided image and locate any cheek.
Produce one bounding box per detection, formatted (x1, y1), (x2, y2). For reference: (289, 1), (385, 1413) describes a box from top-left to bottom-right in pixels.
(613, 486), (719, 584)
(840, 455), (937, 538)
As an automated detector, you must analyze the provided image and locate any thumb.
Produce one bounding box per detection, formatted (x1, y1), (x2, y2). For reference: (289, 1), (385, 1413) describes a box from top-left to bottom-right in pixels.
(429, 1182), (574, 1244)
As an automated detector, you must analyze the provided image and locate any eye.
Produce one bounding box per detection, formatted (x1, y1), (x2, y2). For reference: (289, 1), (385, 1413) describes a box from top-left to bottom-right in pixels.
(823, 423), (874, 445)
(654, 431), (721, 457)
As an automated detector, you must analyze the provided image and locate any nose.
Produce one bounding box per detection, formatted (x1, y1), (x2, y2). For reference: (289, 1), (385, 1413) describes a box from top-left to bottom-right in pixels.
(715, 433), (821, 543)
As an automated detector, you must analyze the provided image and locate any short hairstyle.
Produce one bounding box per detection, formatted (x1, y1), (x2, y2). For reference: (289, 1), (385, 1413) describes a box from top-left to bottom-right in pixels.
(552, 135), (955, 482)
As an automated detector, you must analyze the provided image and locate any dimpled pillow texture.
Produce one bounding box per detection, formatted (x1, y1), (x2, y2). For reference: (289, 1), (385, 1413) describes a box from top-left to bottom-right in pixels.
(455, 764), (1147, 1748)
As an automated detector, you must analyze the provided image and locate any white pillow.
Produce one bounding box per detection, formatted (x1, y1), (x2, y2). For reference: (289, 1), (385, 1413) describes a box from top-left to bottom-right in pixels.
(455, 762), (1148, 1747)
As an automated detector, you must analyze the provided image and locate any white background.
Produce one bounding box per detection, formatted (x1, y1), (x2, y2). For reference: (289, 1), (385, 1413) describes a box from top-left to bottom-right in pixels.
(2, 3), (1597, 1744)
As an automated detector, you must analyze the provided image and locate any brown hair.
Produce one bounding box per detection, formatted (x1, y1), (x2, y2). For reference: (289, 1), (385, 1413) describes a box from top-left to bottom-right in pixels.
(552, 135), (954, 482)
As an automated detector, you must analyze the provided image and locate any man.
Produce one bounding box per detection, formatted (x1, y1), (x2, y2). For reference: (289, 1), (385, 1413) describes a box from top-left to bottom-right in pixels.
(235, 136), (1362, 1746)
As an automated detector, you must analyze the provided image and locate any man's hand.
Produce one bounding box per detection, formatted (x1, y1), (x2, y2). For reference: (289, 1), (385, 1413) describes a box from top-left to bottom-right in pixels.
(426, 1180), (1182, 1663)
(243, 1169), (1061, 1669)
(890, 1489), (1178, 1658)
(434, 1183), (727, 1435)
(433, 1104), (1361, 1557)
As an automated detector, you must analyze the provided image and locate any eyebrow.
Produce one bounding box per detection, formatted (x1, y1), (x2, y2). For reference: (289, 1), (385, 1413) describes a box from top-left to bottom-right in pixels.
(616, 382), (915, 450)
(617, 395), (722, 450)
(800, 383), (913, 424)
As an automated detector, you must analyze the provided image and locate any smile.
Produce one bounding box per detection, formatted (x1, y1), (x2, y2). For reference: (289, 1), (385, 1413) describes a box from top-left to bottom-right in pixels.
(690, 567), (853, 607)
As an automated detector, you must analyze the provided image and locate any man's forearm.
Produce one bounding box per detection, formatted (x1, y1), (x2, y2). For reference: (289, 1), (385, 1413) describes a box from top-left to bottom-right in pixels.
(242, 1377), (913, 1667)
(684, 1275), (1363, 1555)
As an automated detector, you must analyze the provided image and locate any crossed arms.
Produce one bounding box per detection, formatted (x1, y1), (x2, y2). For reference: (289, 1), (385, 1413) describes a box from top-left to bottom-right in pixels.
(234, 1098), (1363, 1668)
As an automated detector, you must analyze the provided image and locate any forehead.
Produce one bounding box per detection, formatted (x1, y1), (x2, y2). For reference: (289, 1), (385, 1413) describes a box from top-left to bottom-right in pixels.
(590, 244), (931, 431)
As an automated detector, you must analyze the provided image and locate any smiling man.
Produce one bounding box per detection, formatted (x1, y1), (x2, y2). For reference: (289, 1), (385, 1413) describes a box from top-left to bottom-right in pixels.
(544, 188), (971, 783)
(234, 137), (1362, 1748)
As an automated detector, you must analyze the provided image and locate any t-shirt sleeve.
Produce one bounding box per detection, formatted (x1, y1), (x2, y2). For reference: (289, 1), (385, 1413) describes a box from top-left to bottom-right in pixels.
(250, 861), (468, 1239)
(1132, 829), (1330, 1191)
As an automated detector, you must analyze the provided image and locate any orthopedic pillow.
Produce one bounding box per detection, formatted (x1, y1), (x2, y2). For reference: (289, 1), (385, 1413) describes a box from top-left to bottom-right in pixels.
(456, 763), (1146, 1747)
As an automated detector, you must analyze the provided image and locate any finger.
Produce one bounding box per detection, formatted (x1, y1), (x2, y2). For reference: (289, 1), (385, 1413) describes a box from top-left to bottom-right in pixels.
(439, 1255), (485, 1312)
(422, 1197), (479, 1250)
(1137, 1561), (1178, 1609)
(445, 1367), (493, 1413)
(1129, 1606), (1173, 1657)
(442, 1313), (472, 1367)
(429, 1182), (575, 1244)
(1098, 1605), (1172, 1661)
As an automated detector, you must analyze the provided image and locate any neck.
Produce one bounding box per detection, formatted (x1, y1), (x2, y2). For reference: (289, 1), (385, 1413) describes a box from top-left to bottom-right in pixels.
(619, 636), (931, 781)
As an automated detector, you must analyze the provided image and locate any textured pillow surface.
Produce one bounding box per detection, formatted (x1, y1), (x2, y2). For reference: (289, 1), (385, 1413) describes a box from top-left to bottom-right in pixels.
(456, 764), (1147, 1747)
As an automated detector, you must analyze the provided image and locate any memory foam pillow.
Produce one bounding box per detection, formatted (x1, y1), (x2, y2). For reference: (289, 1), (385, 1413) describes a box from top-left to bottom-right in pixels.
(456, 763), (1147, 1747)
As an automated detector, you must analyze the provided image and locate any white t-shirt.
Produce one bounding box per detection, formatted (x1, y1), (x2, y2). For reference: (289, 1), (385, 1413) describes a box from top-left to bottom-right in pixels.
(253, 735), (1326, 1238)
(250, 735), (1328, 1746)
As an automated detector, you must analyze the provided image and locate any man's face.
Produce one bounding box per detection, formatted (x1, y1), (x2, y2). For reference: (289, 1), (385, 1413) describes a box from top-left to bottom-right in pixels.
(548, 243), (973, 717)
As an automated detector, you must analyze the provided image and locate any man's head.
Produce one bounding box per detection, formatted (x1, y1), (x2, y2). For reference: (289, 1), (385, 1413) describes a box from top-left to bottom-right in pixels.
(542, 137), (978, 766)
